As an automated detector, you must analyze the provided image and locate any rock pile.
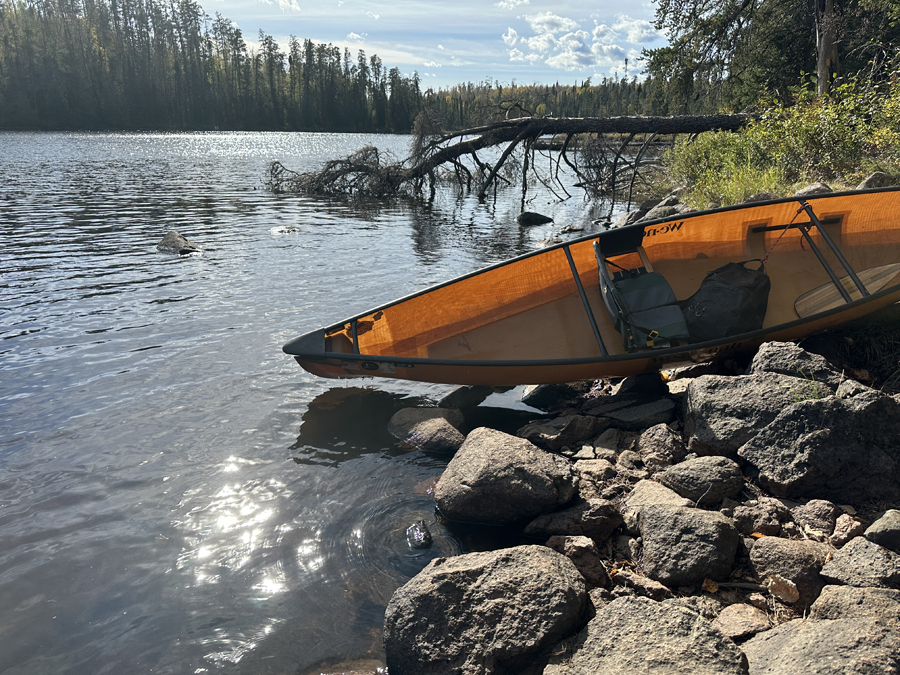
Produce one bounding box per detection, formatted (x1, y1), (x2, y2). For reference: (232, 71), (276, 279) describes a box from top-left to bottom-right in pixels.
(383, 341), (900, 674)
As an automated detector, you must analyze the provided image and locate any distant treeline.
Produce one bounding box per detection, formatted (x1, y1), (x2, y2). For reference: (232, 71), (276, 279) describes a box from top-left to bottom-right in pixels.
(0, 0), (683, 132)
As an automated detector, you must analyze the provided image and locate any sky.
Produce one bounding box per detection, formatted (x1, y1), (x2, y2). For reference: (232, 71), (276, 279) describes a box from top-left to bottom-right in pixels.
(205, 0), (667, 90)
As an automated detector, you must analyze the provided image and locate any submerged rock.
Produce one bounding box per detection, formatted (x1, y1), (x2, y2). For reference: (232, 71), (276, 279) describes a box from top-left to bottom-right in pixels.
(405, 520), (433, 549)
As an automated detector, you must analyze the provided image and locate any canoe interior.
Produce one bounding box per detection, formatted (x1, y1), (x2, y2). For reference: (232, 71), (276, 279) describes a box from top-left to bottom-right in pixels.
(303, 190), (900, 383)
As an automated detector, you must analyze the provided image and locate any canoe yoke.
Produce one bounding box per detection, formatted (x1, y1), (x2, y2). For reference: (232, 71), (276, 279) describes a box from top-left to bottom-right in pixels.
(593, 241), (690, 351)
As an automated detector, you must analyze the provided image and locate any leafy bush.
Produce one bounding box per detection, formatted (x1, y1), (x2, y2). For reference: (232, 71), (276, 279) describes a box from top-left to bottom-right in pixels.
(662, 76), (900, 207)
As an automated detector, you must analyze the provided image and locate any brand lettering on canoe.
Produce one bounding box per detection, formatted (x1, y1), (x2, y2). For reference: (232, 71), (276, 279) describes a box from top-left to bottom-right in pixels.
(643, 221), (684, 237)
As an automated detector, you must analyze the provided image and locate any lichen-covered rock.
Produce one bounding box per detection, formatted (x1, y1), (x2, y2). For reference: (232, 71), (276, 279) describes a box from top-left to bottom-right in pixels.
(435, 427), (578, 525)
(685, 373), (830, 456)
(738, 390), (900, 504)
(384, 545), (587, 675)
(657, 456), (744, 506)
(638, 505), (740, 587)
(820, 535), (900, 588)
(387, 407), (465, 452)
(749, 537), (832, 607)
(544, 595), (749, 675)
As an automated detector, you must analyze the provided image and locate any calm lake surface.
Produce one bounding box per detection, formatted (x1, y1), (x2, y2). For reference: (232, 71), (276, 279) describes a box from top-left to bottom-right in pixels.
(0, 131), (616, 674)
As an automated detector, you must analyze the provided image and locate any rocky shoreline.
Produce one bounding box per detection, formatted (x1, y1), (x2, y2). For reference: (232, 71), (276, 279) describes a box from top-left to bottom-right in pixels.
(381, 340), (900, 674)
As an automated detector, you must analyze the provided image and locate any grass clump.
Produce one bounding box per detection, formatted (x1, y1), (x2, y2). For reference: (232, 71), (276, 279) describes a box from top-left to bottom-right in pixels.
(661, 76), (900, 208)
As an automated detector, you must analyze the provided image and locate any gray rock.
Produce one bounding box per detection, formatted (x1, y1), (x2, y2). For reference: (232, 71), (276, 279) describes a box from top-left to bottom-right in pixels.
(865, 509), (900, 551)
(609, 568), (674, 600)
(546, 535), (610, 589)
(635, 423), (687, 473)
(538, 237), (563, 248)
(544, 596), (749, 675)
(820, 535), (900, 588)
(790, 499), (839, 536)
(157, 230), (201, 254)
(624, 480), (694, 510)
(810, 584), (900, 621)
(712, 603), (770, 641)
(573, 458), (616, 482)
(741, 617), (900, 675)
(685, 373), (830, 456)
(518, 414), (610, 452)
(517, 211), (553, 226)
(642, 204), (679, 221)
(738, 391), (900, 503)
(748, 341), (844, 389)
(384, 545), (587, 675)
(388, 407), (465, 452)
(434, 427), (578, 525)
(639, 505), (740, 587)
(743, 192), (780, 203)
(523, 498), (622, 543)
(749, 537), (832, 607)
(793, 182), (833, 197)
(592, 427), (622, 454)
(612, 209), (647, 228)
(657, 456), (744, 506)
(732, 498), (791, 537)
(856, 171), (894, 190)
(582, 397), (675, 431)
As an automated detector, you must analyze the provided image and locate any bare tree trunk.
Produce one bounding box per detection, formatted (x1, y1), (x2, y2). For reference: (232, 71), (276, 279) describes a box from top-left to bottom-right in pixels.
(816, 0), (839, 97)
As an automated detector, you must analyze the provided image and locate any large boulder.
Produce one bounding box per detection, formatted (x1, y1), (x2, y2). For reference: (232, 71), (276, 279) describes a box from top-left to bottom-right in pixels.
(748, 341), (844, 389)
(657, 456), (744, 506)
(749, 537), (832, 608)
(383, 545), (587, 675)
(544, 595), (749, 674)
(387, 407), (465, 452)
(684, 373), (831, 456)
(738, 390), (900, 504)
(638, 505), (740, 587)
(741, 617), (900, 675)
(434, 427), (578, 525)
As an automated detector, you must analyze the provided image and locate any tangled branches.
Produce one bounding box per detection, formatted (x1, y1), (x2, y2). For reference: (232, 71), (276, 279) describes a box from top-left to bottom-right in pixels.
(267, 112), (751, 202)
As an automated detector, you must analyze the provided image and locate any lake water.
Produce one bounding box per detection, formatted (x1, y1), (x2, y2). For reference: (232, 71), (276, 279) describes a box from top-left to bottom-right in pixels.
(0, 131), (616, 674)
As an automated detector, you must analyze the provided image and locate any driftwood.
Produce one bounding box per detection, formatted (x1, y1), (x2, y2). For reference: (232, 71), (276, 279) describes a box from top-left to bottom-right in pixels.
(267, 113), (751, 202)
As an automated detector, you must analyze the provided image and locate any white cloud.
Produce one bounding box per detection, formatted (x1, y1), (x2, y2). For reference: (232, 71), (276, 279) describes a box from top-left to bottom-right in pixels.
(502, 27), (518, 46)
(259, 0), (301, 11)
(423, 61), (442, 68)
(495, 0), (529, 8)
(365, 11), (380, 20)
(592, 24), (618, 43)
(524, 11), (579, 35)
(438, 44), (445, 50)
(612, 15), (659, 44)
(346, 32), (366, 42)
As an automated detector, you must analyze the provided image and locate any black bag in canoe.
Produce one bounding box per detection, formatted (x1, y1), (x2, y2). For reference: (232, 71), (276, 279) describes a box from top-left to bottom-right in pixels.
(680, 260), (771, 342)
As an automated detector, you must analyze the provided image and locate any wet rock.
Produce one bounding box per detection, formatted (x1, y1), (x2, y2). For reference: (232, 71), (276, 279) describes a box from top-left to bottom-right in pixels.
(830, 512), (866, 547)
(738, 390), (900, 504)
(790, 499), (839, 537)
(748, 341), (844, 389)
(383, 545), (587, 675)
(517, 414), (610, 452)
(810, 584), (900, 621)
(387, 407), (465, 452)
(437, 385), (494, 409)
(157, 230), (201, 254)
(639, 505), (740, 587)
(820, 535), (900, 588)
(741, 617), (900, 675)
(731, 498), (791, 537)
(749, 537), (832, 607)
(711, 603), (770, 641)
(546, 535), (610, 589)
(793, 182), (832, 197)
(856, 171), (893, 190)
(538, 237), (563, 248)
(517, 211), (553, 226)
(544, 596), (749, 675)
(521, 381), (592, 411)
(657, 456), (744, 506)
(685, 373), (830, 456)
(865, 509), (900, 551)
(434, 427), (578, 525)
(405, 520), (433, 549)
(523, 498), (622, 543)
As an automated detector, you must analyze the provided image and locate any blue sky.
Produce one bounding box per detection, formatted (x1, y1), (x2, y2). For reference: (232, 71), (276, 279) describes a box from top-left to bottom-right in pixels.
(205, 0), (666, 89)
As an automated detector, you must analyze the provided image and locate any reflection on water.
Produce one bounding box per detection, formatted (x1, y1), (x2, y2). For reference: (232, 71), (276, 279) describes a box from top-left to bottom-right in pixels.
(0, 131), (619, 674)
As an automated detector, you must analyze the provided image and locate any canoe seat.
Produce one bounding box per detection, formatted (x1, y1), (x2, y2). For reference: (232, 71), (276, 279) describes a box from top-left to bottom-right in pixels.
(593, 241), (690, 350)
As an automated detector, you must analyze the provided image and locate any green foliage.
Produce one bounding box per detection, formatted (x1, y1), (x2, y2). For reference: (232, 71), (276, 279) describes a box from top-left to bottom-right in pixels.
(662, 77), (900, 206)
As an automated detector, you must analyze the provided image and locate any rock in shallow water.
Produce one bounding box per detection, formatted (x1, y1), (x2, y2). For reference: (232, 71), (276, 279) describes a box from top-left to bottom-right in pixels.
(157, 230), (201, 254)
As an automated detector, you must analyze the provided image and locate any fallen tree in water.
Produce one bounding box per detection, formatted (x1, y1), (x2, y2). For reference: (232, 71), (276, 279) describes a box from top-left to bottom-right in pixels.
(267, 113), (751, 203)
